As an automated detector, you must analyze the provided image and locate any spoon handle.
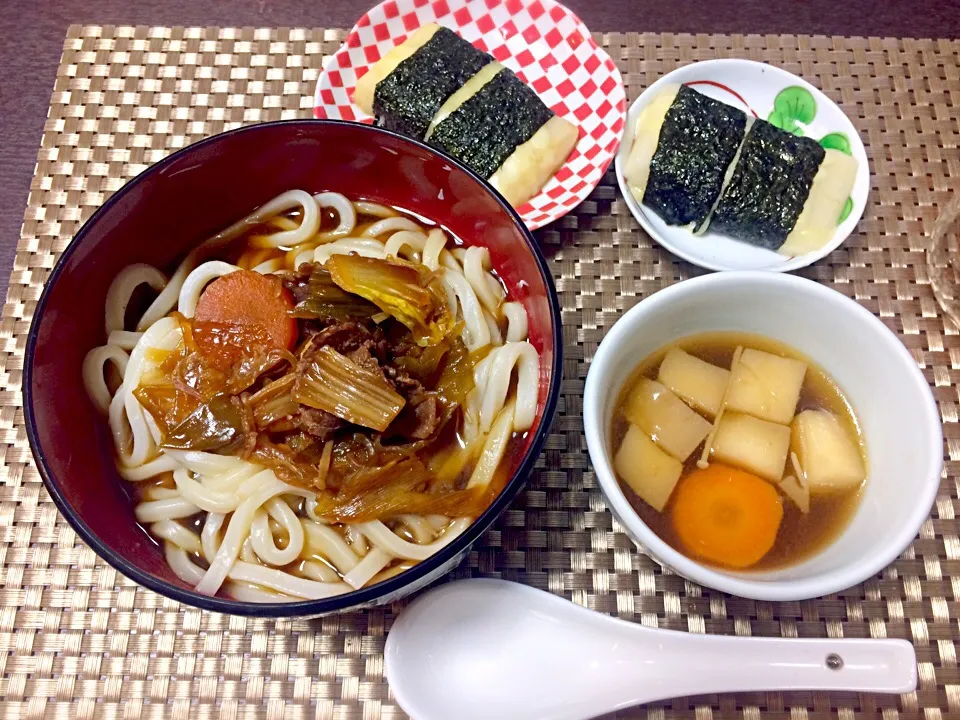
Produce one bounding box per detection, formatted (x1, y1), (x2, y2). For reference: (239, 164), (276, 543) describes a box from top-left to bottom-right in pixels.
(649, 632), (917, 698)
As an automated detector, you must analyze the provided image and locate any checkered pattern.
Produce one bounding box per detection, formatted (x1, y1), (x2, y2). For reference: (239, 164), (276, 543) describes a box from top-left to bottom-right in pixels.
(314, 0), (626, 230)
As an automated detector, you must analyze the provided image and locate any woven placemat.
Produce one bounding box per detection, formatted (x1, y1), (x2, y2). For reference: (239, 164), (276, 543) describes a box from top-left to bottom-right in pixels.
(1, 24), (958, 719)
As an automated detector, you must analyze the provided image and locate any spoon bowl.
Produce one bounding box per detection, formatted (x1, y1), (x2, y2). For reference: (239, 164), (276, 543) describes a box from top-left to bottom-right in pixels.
(385, 579), (916, 720)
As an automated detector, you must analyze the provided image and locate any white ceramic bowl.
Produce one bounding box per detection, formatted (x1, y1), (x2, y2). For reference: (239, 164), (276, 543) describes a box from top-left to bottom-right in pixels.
(583, 272), (942, 601)
(614, 59), (870, 272)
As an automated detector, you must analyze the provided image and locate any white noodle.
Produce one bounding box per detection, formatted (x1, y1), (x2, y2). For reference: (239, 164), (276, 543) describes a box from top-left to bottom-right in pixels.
(479, 342), (540, 433)
(422, 229), (448, 270)
(135, 496), (200, 523)
(106, 330), (143, 350)
(239, 536), (259, 564)
(229, 561), (351, 599)
(484, 309), (503, 346)
(299, 560), (341, 583)
(177, 260), (240, 317)
(353, 201), (396, 217)
(251, 258), (285, 274)
(302, 520), (361, 575)
(82, 344), (129, 413)
(399, 515), (436, 544)
(84, 192), (543, 602)
(195, 471), (295, 596)
(357, 519), (472, 561)
(227, 581), (295, 603)
(443, 269), (490, 350)
(383, 230), (427, 260)
(152, 520), (202, 554)
(344, 524), (369, 556)
(361, 217), (423, 237)
(201, 512), (226, 563)
(342, 548), (393, 590)
(464, 247), (504, 313)
(313, 237), (388, 264)
(141, 485), (180, 501)
(249, 498), (303, 566)
(469, 401), (516, 490)
(105, 264), (167, 334)
(314, 192), (357, 239)
(166, 544), (206, 585)
(173, 468), (240, 513)
(118, 454), (180, 481)
(425, 515), (451, 532)
(503, 302), (529, 342)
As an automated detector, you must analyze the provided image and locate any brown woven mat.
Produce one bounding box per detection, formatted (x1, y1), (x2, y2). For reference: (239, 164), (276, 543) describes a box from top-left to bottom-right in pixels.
(1, 24), (958, 719)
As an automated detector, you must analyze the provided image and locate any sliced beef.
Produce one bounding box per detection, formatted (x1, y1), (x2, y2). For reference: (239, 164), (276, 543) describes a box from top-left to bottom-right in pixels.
(384, 364), (428, 401)
(346, 345), (392, 386)
(295, 406), (343, 442)
(388, 390), (442, 440)
(302, 320), (390, 362)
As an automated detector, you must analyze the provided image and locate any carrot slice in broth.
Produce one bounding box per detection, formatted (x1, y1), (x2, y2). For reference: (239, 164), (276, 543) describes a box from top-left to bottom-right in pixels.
(671, 464), (783, 569)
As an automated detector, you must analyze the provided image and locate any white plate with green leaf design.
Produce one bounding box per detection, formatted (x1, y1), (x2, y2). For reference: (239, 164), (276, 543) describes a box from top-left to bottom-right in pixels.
(615, 59), (869, 272)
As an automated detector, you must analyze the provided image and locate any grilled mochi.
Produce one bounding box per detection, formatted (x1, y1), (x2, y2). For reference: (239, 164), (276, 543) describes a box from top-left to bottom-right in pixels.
(353, 25), (578, 208)
(427, 68), (578, 207)
(354, 24), (492, 140)
(708, 119), (856, 253)
(627, 85), (748, 230)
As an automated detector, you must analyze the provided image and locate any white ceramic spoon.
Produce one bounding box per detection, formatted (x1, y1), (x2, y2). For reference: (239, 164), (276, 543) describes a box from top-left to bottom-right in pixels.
(385, 579), (916, 720)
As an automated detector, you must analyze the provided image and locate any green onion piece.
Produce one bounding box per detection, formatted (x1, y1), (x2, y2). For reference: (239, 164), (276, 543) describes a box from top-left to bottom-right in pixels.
(293, 345), (405, 431)
(326, 254), (455, 347)
(290, 265), (379, 321)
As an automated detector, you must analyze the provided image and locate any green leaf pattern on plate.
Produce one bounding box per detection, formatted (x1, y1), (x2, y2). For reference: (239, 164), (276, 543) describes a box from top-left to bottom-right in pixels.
(839, 197), (854, 223)
(819, 132), (852, 155)
(767, 86), (817, 135)
(818, 133), (854, 224)
(766, 91), (856, 228)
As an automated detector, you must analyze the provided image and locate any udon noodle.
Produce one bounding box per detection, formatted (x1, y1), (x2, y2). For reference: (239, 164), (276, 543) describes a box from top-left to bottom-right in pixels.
(83, 191), (540, 602)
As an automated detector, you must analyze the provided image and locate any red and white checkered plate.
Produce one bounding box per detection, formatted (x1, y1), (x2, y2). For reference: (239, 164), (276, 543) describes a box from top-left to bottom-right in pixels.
(314, 0), (626, 230)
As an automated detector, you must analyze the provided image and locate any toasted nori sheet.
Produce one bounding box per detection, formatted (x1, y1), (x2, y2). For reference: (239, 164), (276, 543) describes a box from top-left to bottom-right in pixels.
(709, 119), (826, 250)
(643, 85), (747, 227)
(427, 69), (554, 179)
(373, 27), (491, 140)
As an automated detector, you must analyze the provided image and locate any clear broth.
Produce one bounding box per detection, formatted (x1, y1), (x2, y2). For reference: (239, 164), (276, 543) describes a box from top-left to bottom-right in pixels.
(611, 331), (866, 572)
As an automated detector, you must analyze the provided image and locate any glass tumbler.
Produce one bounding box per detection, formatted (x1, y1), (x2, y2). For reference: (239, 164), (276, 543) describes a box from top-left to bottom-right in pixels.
(928, 196), (960, 327)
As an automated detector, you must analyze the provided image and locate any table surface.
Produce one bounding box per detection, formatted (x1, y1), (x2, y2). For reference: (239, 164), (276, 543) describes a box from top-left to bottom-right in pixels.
(1, 0), (959, 297)
(2, 13), (959, 719)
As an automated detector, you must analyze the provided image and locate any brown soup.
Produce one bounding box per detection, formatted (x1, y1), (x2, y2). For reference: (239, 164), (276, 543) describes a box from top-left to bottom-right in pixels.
(611, 332), (866, 571)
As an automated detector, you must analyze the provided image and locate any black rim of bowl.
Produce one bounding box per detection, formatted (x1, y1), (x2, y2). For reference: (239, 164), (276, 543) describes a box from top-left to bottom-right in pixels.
(23, 118), (564, 617)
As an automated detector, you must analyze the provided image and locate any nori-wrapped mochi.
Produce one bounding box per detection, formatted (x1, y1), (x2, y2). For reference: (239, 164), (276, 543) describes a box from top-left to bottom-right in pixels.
(372, 27), (492, 140)
(643, 85), (748, 228)
(709, 119), (826, 250)
(428, 69), (554, 180)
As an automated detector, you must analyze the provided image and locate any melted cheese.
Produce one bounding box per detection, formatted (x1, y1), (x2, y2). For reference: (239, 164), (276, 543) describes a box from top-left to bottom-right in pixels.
(622, 85), (680, 204)
(424, 62), (503, 140)
(352, 24), (441, 116)
(488, 114), (578, 208)
(778, 148), (858, 256)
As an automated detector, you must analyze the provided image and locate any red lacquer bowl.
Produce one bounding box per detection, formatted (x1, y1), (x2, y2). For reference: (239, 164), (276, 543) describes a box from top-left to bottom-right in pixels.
(24, 120), (562, 617)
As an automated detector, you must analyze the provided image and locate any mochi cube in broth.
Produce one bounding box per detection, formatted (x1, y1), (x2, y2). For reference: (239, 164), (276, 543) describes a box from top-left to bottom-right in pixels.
(624, 378), (712, 461)
(725, 349), (806, 425)
(657, 348), (731, 417)
(615, 424), (683, 512)
(791, 410), (865, 491)
(711, 412), (791, 483)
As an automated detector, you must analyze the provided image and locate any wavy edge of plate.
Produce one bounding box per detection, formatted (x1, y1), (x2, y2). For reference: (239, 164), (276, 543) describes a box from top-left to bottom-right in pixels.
(313, 0), (626, 231)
